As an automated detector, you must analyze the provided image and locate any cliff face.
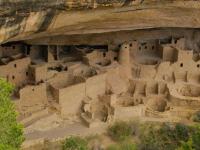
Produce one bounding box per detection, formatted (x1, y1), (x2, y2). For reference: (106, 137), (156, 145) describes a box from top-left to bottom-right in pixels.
(0, 0), (200, 44)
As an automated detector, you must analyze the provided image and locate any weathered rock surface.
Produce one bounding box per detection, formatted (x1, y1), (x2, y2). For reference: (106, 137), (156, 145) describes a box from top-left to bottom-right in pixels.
(1, 0), (200, 44)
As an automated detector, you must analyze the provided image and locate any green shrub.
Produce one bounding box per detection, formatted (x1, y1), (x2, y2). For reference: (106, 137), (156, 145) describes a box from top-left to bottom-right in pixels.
(193, 111), (200, 122)
(174, 123), (189, 142)
(107, 144), (120, 150)
(139, 123), (189, 150)
(177, 138), (194, 150)
(139, 124), (159, 150)
(191, 125), (200, 150)
(108, 121), (134, 141)
(62, 136), (88, 150)
(0, 78), (24, 149)
(0, 144), (16, 150)
(120, 141), (137, 150)
(177, 125), (200, 150)
(107, 141), (137, 150)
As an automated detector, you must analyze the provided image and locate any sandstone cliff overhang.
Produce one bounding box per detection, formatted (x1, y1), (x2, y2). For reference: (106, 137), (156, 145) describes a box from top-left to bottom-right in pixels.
(1, 0), (200, 44)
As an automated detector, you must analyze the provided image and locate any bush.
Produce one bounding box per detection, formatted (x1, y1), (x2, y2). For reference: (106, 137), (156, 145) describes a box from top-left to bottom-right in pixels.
(139, 124), (159, 150)
(139, 123), (189, 150)
(177, 125), (200, 150)
(193, 111), (200, 122)
(62, 136), (88, 150)
(0, 144), (15, 150)
(108, 121), (135, 141)
(120, 141), (137, 150)
(107, 144), (120, 150)
(107, 141), (137, 150)
(0, 78), (24, 149)
(177, 138), (194, 150)
(191, 125), (200, 150)
(174, 123), (189, 142)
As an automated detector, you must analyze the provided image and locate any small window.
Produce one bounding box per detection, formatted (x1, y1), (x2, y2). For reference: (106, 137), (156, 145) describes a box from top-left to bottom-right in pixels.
(103, 52), (106, 57)
(64, 67), (68, 71)
(32, 88), (34, 91)
(139, 47), (141, 51)
(26, 72), (28, 76)
(130, 43), (132, 47)
(12, 76), (15, 80)
(152, 46), (155, 50)
(14, 64), (17, 68)
(114, 57), (118, 61)
(197, 64), (200, 68)
(145, 46), (147, 49)
(180, 63), (183, 67)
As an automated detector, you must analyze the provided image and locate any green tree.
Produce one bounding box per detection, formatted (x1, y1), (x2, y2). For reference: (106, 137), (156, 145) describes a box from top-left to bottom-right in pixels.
(0, 78), (24, 149)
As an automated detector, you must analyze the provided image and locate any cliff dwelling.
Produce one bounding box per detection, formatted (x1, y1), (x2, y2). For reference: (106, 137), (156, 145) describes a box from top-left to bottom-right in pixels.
(1, 0), (200, 147)
(1, 29), (200, 126)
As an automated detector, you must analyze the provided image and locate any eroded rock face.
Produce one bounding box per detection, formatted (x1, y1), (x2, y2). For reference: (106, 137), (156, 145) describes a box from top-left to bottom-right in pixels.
(1, 0), (200, 44)
(0, 0), (138, 38)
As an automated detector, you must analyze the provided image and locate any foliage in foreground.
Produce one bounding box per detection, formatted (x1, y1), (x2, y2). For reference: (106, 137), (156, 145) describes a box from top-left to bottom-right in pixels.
(193, 111), (200, 122)
(139, 123), (190, 150)
(108, 121), (135, 141)
(0, 144), (16, 150)
(0, 78), (24, 149)
(178, 125), (200, 150)
(139, 123), (200, 150)
(62, 136), (88, 150)
(107, 140), (137, 150)
(107, 121), (200, 150)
